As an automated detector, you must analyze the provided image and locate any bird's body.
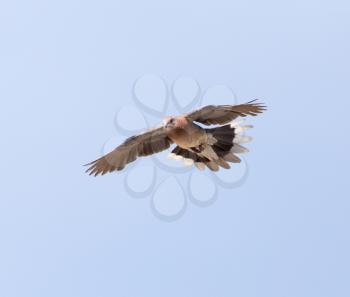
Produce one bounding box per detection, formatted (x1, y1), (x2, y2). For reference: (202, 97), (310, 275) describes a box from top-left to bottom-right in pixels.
(85, 100), (266, 175)
(166, 121), (219, 162)
(166, 121), (206, 149)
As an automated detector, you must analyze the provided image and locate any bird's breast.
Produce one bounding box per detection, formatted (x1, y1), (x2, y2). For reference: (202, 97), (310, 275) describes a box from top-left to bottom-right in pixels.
(167, 125), (206, 148)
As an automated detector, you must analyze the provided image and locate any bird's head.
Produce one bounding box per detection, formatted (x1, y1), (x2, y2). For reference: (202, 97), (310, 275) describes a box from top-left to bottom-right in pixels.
(163, 116), (188, 130)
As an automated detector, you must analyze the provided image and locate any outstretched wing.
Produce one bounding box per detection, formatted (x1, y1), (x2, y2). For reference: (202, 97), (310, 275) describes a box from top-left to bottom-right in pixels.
(85, 126), (172, 176)
(185, 100), (266, 125)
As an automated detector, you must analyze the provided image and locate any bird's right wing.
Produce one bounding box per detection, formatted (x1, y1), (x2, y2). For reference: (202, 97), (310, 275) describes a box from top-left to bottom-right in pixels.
(185, 100), (266, 126)
(85, 126), (172, 176)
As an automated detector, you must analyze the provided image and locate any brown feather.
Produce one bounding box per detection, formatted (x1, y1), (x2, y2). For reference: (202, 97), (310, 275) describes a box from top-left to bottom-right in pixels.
(85, 126), (172, 176)
(185, 100), (266, 126)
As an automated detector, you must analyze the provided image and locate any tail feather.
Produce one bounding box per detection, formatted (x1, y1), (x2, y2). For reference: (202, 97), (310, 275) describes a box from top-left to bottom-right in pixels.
(206, 161), (220, 171)
(223, 152), (241, 163)
(194, 162), (206, 171)
(231, 143), (249, 154)
(216, 158), (231, 169)
(208, 122), (250, 165)
(169, 146), (226, 171)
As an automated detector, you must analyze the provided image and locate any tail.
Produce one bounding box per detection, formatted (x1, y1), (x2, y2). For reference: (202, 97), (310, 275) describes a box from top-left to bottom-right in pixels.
(168, 119), (252, 171)
(208, 119), (252, 159)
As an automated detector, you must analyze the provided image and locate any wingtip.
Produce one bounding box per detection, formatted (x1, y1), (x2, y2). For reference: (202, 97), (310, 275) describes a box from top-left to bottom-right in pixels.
(248, 99), (267, 114)
(247, 99), (259, 104)
(84, 157), (103, 176)
(84, 163), (99, 177)
(247, 99), (267, 108)
(83, 160), (96, 167)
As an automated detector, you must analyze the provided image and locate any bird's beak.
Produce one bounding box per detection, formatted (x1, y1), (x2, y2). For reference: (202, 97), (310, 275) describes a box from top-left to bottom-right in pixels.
(163, 118), (174, 128)
(165, 122), (173, 128)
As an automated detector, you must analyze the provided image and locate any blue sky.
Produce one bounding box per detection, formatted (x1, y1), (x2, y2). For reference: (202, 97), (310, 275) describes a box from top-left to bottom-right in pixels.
(0, 1), (349, 296)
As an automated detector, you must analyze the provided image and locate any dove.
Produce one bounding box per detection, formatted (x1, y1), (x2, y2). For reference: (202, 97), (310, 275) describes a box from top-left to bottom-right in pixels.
(85, 100), (266, 175)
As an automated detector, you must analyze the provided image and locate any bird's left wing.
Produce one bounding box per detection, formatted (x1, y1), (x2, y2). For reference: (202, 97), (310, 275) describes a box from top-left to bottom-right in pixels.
(85, 126), (172, 176)
(185, 100), (266, 126)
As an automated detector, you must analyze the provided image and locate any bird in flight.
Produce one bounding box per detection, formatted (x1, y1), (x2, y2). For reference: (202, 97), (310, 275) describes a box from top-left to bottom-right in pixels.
(85, 100), (266, 176)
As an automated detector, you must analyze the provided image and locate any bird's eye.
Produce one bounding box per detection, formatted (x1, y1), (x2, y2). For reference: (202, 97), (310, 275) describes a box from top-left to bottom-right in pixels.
(170, 118), (175, 123)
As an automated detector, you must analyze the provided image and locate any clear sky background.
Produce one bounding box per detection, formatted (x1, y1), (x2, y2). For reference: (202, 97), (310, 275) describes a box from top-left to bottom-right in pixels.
(1, 1), (350, 296)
